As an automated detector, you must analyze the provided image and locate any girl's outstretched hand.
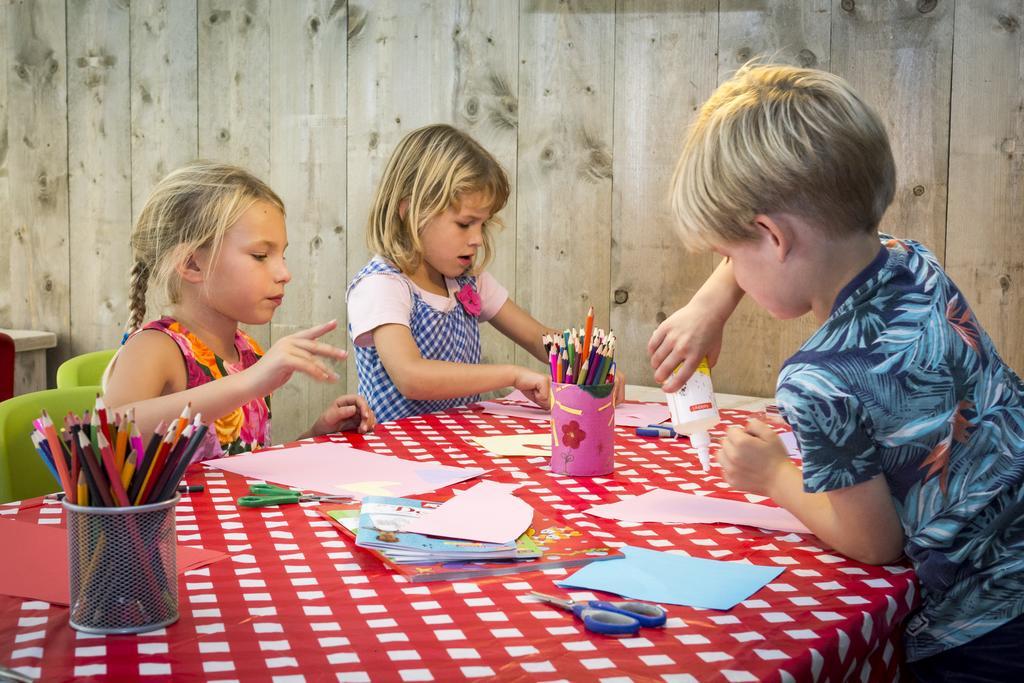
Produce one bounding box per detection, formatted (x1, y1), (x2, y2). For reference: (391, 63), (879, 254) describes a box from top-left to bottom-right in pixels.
(514, 368), (550, 408)
(249, 320), (348, 395)
(310, 394), (376, 436)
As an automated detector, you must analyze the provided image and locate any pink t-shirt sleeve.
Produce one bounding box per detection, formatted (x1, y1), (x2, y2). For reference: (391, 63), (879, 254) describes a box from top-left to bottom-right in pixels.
(477, 271), (509, 322)
(347, 274), (415, 348)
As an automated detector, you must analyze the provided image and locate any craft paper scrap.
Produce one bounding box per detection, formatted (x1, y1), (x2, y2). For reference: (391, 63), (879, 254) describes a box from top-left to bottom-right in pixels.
(584, 488), (810, 534)
(0, 519), (226, 606)
(205, 440), (487, 499)
(500, 389), (534, 405)
(475, 400), (549, 421)
(402, 481), (535, 544)
(614, 402), (671, 427)
(780, 430), (801, 458)
(469, 434), (550, 458)
(556, 545), (784, 610)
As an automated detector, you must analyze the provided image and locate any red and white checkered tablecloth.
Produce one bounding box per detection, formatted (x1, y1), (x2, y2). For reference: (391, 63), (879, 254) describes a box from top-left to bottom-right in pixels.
(0, 406), (916, 682)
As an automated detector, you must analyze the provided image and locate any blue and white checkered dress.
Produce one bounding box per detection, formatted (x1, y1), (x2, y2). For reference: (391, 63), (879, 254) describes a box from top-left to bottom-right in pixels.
(347, 258), (482, 423)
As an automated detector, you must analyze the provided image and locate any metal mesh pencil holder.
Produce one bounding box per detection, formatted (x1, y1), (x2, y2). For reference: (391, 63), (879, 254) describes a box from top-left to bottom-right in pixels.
(64, 494), (180, 634)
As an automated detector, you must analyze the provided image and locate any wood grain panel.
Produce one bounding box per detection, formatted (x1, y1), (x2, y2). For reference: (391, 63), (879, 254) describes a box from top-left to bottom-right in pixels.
(67, 0), (131, 355)
(946, 1), (1024, 375)
(831, 0), (953, 251)
(0, 0), (70, 383)
(267, 0), (349, 441)
(611, 0), (718, 389)
(516, 0), (615, 369)
(129, 0), (199, 333)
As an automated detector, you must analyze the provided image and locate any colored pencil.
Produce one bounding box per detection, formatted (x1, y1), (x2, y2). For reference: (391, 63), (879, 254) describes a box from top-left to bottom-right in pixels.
(550, 311), (615, 386)
(30, 398), (208, 508)
(76, 432), (115, 507)
(77, 470), (89, 507)
(38, 410), (74, 497)
(96, 431), (131, 506)
(581, 306), (594, 363)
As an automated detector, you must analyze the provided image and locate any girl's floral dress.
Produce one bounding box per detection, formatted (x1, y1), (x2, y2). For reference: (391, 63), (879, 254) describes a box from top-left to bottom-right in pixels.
(132, 317), (271, 460)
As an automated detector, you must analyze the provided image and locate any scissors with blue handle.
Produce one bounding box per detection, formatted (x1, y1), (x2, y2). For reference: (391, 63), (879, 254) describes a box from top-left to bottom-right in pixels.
(530, 592), (667, 636)
(237, 483), (354, 508)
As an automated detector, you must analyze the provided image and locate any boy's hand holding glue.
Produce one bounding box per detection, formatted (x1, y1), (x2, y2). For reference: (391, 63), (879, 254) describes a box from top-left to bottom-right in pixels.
(649, 259), (744, 393)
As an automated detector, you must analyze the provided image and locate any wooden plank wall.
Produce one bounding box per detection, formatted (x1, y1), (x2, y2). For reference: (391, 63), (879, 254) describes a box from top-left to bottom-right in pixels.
(1, 0), (1021, 442)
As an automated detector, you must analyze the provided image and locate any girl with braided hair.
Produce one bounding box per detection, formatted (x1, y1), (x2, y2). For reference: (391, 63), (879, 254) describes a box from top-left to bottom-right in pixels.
(104, 161), (374, 459)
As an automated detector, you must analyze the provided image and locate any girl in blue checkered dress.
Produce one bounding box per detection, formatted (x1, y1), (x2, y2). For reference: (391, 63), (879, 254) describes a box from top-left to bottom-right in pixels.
(347, 125), (563, 424)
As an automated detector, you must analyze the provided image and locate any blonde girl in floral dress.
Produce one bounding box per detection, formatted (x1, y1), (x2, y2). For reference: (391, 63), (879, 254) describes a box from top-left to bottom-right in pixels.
(105, 161), (374, 460)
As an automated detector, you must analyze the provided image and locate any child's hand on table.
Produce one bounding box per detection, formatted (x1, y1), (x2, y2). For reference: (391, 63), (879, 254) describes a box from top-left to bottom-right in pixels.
(310, 394), (376, 436)
(718, 419), (794, 496)
(515, 368), (551, 408)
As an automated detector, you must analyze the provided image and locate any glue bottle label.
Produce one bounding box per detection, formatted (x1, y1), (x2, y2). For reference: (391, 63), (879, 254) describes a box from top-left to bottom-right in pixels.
(665, 358), (719, 432)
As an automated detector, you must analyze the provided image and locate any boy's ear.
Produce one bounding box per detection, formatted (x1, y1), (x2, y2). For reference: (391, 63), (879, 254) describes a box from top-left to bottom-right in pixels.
(753, 214), (793, 262)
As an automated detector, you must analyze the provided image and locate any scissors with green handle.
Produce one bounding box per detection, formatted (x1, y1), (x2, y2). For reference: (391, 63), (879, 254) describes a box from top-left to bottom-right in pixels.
(237, 483), (355, 507)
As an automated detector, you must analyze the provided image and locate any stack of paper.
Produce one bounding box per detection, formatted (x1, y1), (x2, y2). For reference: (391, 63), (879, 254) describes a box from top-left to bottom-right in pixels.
(354, 495), (540, 563)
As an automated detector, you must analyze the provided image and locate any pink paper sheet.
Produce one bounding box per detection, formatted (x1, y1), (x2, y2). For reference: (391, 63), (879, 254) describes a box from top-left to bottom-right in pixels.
(585, 488), (810, 534)
(0, 519), (226, 606)
(402, 481), (534, 543)
(205, 440), (487, 499)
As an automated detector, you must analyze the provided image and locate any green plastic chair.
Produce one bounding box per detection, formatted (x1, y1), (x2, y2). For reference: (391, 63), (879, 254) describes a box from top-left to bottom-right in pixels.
(0, 386), (99, 504)
(56, 349), (116, 389)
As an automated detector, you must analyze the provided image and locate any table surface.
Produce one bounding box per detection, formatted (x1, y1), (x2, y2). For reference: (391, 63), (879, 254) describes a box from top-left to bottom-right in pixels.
(0, 393), (915, 682)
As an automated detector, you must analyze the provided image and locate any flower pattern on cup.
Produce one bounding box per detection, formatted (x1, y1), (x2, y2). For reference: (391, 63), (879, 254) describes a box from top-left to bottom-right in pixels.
(456, 283), (482, 317)
(561, 420), (586, 449)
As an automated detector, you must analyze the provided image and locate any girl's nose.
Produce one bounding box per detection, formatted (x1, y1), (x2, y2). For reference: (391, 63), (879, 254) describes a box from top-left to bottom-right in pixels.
(468, 224), (484, 246)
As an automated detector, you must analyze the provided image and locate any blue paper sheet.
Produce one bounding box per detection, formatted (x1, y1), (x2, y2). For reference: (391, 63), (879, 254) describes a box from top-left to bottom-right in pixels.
(556, 545), (784, 610)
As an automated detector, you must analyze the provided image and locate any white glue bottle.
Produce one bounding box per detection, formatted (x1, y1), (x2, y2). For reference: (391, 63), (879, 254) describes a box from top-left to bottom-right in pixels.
(665, 358), (720, 471)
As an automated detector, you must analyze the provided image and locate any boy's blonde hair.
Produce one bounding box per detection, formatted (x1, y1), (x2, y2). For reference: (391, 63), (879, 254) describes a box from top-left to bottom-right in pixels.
(671, 61), (896, 250)
(126, 160), (285, 332)
(367, 124), (510, 274)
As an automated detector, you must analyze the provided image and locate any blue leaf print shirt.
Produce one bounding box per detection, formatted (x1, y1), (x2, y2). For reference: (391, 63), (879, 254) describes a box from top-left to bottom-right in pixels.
(777, 235), (1024, 662)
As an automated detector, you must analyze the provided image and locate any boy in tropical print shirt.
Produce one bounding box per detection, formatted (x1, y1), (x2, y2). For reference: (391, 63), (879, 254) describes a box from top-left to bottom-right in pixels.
(648, 62), (1024, 680)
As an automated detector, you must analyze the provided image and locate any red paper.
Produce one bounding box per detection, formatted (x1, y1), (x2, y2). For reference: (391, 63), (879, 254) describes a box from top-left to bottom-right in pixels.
(0, 519), (227, 606)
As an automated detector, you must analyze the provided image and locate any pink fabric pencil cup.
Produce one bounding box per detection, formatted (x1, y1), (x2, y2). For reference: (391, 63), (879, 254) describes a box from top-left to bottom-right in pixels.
(549, 382), (616, 476)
